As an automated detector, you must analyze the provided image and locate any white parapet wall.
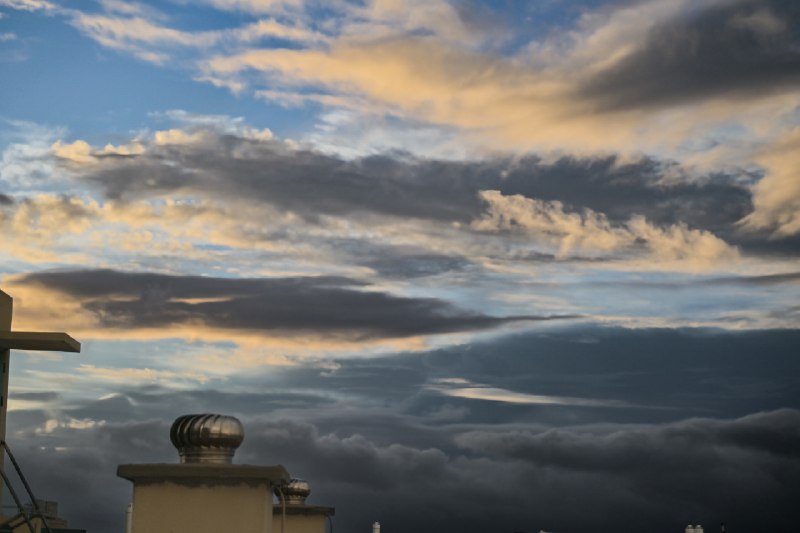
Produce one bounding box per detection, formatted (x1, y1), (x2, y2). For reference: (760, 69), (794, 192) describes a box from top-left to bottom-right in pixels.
(118, 464), (290, 533)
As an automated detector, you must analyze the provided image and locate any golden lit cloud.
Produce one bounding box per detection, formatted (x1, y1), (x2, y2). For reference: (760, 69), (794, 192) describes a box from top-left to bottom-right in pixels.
(77, 364), (211, 385)
(153, 129), (212, 145)
(472, 190), (739, 269)
(741, 128), (800, 236)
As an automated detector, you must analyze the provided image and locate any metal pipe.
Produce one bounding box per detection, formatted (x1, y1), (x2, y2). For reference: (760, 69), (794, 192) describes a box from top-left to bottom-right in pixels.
(126, 503), (133, 533)
(276, 484), (286, 533)
(1, 441), (54, 533)
(0, 465), (36, 533)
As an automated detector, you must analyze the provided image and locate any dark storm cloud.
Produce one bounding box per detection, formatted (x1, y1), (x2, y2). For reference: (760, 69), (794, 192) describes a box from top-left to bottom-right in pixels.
(14, 406), (799, 533)
(453, 409), (800, 530)
(7, 419), (173, 533)
(50, 325), (800, 448)
(236, 326), (800, 429)
(420, 329), (797, 424)
(17, 268), (555, 338)
(60, 135), (776, 252)
(581, 0), (800, 109)
(456, 409), (800, 470)
(6, 326), (799, 533)
(273, 410), (800, 532)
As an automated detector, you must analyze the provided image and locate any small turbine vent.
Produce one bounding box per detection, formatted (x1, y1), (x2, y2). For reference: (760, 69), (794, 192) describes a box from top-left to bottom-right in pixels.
(169, 414), (245, 464)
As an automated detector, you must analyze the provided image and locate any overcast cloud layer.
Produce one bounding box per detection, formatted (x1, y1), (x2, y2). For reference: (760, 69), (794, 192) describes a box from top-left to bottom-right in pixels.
(6, 327), (800, 533)
(1, 0), (798, 532)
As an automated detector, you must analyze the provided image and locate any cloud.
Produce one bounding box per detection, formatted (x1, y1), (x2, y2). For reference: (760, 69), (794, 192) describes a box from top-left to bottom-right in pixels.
(38, 126), (774, 290)
(232, 17), (328, 45)
(0, 194), (100, 263)
(0, 0), (56, 11)
(626, 214), (739, 266)
(341, 0), (492, 48)
(10, 391), (60, 402)
(9, 123), (785, 289)
(741, 128), (800, 236)
(709, 271), (800, 286)
(65, 2), (329, 66)
(473, 190), (633, 258)
(8, 402), (799, 533)
(202, 35), (583, 150)
(77, 364), (211, 385)
(578, 0), (800, 110)
(12, 268), (553, 340)
(50, 127), (758, 246)
(50, 139), (146, 163)
(0, 120), (67, 190)
(14, 0), (797, 173)
(473, 190), (739, 267)
(152, 129), (212, 145)
(355, 247), (472, 279)
(1, 325), (798, 532)
(66, 11), (219, 63)
(428, 378), (630, 408)
(0, 187), (316, 268)
(194, 0), (306, 16)
(69, 12), (219, 49)
(51, 139), (95, 163)
(457, 408), (800, 468)
(452, 409), (800, 531)
(188, 0), (800, 165)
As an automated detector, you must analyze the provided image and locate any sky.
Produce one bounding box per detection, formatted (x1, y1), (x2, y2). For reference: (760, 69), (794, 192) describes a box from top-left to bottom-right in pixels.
(0, 0), (799, 531)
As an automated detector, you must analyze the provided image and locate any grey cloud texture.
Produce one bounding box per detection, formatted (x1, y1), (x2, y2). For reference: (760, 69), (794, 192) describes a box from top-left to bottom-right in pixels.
(453, 409), (800, 530)
(56, 132), (778, 253)
(8, 406), (799, 533)
(9, 391), (60, 402)
(456, 409), (800, 471)
(359, 252), (472, 279)
(4, 326), (799, 533)
(581, 0), (800, 110)
(16, 268), (554, 338)
(709, 271), (800, 285)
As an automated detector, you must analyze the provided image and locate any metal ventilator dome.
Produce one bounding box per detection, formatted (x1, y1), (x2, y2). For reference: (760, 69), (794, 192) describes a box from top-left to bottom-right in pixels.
(169, 414), (245, 464)
(276, 478), (311, 505)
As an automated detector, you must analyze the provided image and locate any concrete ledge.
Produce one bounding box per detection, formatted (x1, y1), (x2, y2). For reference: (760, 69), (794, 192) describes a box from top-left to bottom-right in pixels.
(273, 505), (335, 517)
(117, 464), (291, 486)
(0, 332), (81, 353)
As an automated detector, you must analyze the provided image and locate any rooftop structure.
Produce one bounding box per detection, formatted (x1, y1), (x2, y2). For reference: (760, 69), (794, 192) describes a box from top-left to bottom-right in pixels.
(0, 500), (86, 533)
(118, 413), (334, 533)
